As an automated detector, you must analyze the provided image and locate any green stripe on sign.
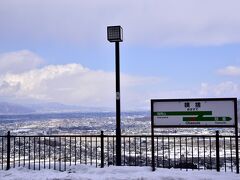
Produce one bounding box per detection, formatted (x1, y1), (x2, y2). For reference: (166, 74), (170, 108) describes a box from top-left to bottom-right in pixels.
(154, 111), (212, 116)
(183, 116), (232, 122)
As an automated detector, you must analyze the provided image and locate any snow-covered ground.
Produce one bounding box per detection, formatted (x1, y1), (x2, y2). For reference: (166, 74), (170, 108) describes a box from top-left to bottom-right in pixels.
(0, 165), (239, 180)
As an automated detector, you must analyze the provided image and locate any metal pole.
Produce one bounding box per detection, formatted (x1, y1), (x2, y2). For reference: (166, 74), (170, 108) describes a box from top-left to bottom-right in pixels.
(151, 122), (155, 171)
(115, 41), (121, 166)
(233, 98), (239, 174)
(151, 100), (155, 171)
(235, 100), (239, 174)
(216, 130), (220, 172)
(235, 125), (239, 174)
(101, 131), (104, 168)
(7, 131), (11, 170)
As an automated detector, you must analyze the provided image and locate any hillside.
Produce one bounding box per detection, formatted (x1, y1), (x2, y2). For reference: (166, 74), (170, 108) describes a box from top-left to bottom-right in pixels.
(0, 102), (35, 114)
(0, 102), (111, 114)
(0, 100), (239, 115)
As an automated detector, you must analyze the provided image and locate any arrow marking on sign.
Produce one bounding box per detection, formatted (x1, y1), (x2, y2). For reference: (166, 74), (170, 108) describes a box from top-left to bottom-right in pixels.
(154, 111), (232, 122)
(183, 116), (232, 122)
(154, 111), (212, 116)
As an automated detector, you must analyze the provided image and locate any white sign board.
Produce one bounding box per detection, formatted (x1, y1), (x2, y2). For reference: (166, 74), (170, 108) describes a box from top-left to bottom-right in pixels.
(152, 98), (237, 127)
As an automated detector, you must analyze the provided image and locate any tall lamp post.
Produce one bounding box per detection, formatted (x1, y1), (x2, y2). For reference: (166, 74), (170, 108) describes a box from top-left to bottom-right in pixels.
(107, 26), (123, 166)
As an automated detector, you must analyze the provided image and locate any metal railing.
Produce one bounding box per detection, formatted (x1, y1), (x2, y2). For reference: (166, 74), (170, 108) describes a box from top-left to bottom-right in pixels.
(0, 131), (239, 173)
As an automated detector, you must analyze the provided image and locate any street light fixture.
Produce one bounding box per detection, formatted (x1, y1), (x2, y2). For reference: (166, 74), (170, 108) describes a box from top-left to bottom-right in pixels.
(107, 26), (123, 42)
(107, 25), (123, 166)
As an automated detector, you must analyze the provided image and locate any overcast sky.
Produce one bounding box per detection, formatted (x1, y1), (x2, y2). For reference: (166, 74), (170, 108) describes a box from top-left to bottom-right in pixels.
(0, 0), (240, 110)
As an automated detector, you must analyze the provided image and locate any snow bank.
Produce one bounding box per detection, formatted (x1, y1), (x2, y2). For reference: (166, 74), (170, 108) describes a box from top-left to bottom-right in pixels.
(0, 165), (239, 180)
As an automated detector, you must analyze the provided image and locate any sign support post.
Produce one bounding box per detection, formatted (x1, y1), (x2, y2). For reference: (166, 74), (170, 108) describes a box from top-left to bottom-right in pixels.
(234, 102), (239, 174)
(151, 102), (156, 171)
(216, 131), (220, 172)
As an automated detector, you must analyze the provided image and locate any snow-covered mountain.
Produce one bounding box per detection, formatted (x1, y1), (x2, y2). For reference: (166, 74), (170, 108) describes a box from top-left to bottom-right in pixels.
(0, 100), (239, 115)
(0, 102), (35, 114)
(0, 101), (111, 114)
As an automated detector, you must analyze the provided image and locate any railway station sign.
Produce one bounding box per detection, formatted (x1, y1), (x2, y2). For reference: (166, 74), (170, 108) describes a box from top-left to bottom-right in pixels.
(151, 98), (237, 128)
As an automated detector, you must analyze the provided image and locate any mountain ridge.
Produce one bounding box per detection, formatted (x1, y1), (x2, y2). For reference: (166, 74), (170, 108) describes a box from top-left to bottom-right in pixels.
(0, 101), (112, 114)
(0, 100), (239, 115)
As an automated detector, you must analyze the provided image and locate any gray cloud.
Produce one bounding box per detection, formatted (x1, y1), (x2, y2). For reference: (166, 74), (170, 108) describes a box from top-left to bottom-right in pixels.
(0, 50), (44, 74)
(1, 0), (240, 46)
(199, 81), (240, 97)
(0, 52), (164, 110)
(217, 66), (240, 76)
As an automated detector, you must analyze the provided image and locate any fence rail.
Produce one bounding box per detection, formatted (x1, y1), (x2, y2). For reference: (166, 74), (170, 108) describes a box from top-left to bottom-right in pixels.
(0, 131), (239, 174)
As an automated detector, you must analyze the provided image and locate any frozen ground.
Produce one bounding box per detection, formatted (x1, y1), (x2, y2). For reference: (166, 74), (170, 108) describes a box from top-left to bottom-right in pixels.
(0, 165), (239, 180)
